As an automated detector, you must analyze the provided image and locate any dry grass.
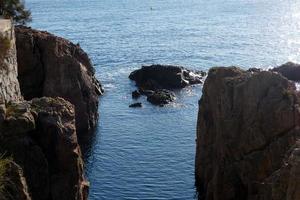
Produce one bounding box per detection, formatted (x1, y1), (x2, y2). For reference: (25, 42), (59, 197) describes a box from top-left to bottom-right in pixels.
(0, 35), (11, 61)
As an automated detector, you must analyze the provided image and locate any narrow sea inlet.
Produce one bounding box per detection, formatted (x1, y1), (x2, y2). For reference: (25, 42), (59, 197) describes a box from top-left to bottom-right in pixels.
(26, 0), (300, 199)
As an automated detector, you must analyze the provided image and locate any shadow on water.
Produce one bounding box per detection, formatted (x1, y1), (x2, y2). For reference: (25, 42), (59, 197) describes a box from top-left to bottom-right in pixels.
(78, 127), (98, 165)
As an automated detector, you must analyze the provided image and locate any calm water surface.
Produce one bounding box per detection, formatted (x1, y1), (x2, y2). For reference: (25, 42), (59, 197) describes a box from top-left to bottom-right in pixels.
(27, 0), (300, 199)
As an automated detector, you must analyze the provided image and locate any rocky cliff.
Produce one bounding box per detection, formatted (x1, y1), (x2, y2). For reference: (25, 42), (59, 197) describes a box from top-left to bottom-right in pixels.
(0, 98), (89, 200)
(195, 67), (300, 200)
(15, 26), (103, 135)
(0, 20), (91, 200)
(0, 19), (22, 104)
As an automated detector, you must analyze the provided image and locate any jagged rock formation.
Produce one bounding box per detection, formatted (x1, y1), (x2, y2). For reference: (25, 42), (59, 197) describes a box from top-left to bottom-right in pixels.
(195, 67), (300, 200)
(0, 19), (22, 104)
(0, 97), (89, 200)
(272, 62), (300, 81)
(0, 20), (90, 200)
(15, 26), (103, 134)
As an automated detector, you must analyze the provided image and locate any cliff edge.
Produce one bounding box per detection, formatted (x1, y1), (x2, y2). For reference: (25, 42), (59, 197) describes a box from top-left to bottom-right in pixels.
(15, 26), (103, 135)
(0, 20), (93, 200)
(195, 67), (300, 200)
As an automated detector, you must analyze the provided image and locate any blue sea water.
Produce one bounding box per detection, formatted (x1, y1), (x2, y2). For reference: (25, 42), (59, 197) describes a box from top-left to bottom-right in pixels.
(26, 0), (300, 199)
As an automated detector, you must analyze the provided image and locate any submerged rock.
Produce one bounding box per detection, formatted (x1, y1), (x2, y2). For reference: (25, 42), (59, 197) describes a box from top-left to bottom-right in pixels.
(272, 62), (300, 81)
(195, 67), (300, 200)
(15, 26), (103, 135)
(147, 89), (175, 106)
(129, 64), (205, 90)
(129, 102), (142, 108)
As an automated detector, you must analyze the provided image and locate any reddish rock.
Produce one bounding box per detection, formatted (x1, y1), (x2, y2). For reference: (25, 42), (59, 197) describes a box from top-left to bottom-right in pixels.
(15, 26), (103, 135)
(0, 97), (88, 200)
(195, 67), (300, 200)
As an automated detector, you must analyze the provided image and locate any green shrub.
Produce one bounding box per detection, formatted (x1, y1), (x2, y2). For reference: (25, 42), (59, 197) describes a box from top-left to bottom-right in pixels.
(0, 0), (31, 24)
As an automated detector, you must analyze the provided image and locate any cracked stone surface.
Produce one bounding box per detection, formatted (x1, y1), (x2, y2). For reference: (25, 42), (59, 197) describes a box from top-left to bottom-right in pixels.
(0, 19), (22, 104)
(195, 67), (300, 200)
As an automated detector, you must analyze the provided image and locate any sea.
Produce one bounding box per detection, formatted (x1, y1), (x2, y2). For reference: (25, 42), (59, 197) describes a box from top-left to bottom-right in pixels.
(26, 0), (300, 199)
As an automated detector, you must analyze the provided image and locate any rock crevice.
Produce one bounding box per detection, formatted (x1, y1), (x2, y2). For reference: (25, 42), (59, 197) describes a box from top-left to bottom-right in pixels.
(195, 67), (300, 200)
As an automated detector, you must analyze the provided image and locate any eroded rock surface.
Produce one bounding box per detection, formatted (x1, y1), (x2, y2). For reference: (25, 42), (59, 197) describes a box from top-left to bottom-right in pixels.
(147, 89), (175, 106)
(272, 62), (300, 81)
(0, 19), (22, 104)
(15, 26), (103, 134)
(195, 67), (300, 200)
(0, 97), (88, 200)
(0, 159), (31, 200)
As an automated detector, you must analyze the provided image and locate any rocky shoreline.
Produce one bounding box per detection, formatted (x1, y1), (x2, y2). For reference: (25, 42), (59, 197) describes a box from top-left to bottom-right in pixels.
(0, 20), (102, 200)
(1, 18), (300, 200)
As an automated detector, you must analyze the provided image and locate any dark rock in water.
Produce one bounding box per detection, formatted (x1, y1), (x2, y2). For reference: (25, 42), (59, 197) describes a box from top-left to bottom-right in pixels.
(0, 159), (31, 200)
(0, 97), (89, 200)
(195, 67), (300, 200)
(129, 102), (142, 108)
(132, 90), (141, 99)
(139, 89), (155, 96)
(15, 26), (103, 136)
(272, 62), (300, 81)
(147, 89), (175, 106)
(129, 64), (204, 90)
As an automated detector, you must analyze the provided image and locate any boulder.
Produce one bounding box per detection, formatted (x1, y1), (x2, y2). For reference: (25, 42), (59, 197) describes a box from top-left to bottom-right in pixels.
(0, 97), (88, 200)
(129, 64), (204, 90)
(195, 67), (300, 200)
(147, 89), (175, 106)
(272, 62), (300, 81)
(129, 102), (142, 108)
(15, 26), (103, 136)
(132, 90), (141, 99)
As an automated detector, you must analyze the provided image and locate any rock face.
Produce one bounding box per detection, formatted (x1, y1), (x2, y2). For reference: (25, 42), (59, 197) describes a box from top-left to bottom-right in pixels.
(272, 62), (300, 81)
(0, 97), (89, 200)
(0, 19), (22, 104)
(15, 26), (103, 135)
(147, 89), (175, 106)
(195, 67), (300, 200)
(129, 64), (205, 89)
(0, 159), (31, 200)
